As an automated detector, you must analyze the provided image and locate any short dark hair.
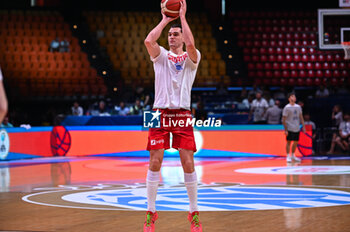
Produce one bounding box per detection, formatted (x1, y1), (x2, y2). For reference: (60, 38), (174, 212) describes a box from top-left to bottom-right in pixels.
(170, 23), (182, 32)
(287, 92), (295, 99)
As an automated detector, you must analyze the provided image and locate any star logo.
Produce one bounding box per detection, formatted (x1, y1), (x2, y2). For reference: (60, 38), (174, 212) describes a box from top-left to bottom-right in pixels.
(143, 110), (161, 128)
(150, 109), (161, 122)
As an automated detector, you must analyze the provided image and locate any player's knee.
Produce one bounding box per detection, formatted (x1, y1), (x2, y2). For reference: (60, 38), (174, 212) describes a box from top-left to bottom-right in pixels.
(182, 159), (195, 173)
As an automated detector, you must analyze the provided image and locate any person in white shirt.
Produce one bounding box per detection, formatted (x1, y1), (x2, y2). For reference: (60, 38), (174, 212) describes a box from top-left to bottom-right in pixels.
(143, 1), (202, 231)
(249, 91), (269, 124)
(328, 112), (350, 154)
(71, 102), (83, 116)
(0, 67), (8, 124)
(282, 93), (306, 163)
(265, 100), (282, 124)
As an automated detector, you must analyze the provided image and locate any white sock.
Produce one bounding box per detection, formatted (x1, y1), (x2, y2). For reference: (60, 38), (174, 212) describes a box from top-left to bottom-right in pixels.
(291, 153), (295, 157)
(146, 170), (160, 213)
(184, 171), (198, 213)
(287, 153), (290, 157)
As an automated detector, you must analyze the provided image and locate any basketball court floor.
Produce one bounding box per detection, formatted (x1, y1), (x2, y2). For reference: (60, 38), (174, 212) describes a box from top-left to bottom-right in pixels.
(1, 155), (350, 231)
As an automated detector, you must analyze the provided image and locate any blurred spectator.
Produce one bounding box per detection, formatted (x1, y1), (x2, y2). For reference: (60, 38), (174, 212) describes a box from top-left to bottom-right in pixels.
(328, 112), (350, 154)
(49, 37), (60, 52)
(134, 87), (152, 110)
(239, 87), (248, 102)
(98, 100), (110, 116)
(116, 101), (130, 116)
(130, 99), (143, 116)
(332, 105), (343, 127)
(304, 113), (316, 140)
(71, 101), (83, 116)
(265, 100), (282, 124)
(1, 116), (13, 128)
(315, 85), (329, 98)
(216, 82), (228, 95)
(241, 94), (254, 110)
(59, 38), (70, 52)
(248, 85), (260, 96)
(193, 101), (207, 121)
(297, 100), (305, 109)
(263, 91), (275, 107)
(274, 87), (286, 101)
(249, 91), (269, 124)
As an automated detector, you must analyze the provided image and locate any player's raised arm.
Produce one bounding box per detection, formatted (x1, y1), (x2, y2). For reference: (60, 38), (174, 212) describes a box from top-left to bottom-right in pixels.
(144, 12), (178, 59)
(179, 0), (198, 63)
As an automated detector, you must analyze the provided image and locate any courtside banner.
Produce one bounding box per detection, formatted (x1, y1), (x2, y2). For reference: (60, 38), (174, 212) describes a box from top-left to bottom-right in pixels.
(3, 125), (312, 160)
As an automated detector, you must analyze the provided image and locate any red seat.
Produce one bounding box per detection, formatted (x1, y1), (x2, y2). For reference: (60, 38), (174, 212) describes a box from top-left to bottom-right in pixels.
(281, 62), (288, 69)
(293, 55), (301, 62)
(297, 62), (305, 69)
(310, 55), (317, 62)
(318, 55), (325, 62)
(282, 70), (289, 78)
(316, 70), (323, 78)
(285, 55), (292, 62)
(326, 54), (333, 62)
(276, 47), (283, 54)
(323, 62), (330, 69)
(314, 62), (322, 69)
(268, 55), (276, 62)
(291, 70), (298, 78)
(272, 62), (280, 69)
(277, 55), (284, 62)
(300, 48), (307, 54)
(299, 70), (307, 78)
(325, 70), (332, 78)
(284, 47), (291, 54)
(306, 62), (313, 69)
(307, 70), (315, 78)
(333, 70), (340, 78)
(335, 54), (342, 62)
(289, 62), (296, 69)
(265, 70), (273, 78)
(273, 70), (281, 78)
(305, 78), (313, 86)
(330, 78), (339, 86)
(339, 62), (346, 69)
(264, 63), (272, 69)
(331, 62), (338, 69)
(341, 70), (348, 77)
(260, 47), (267, 54)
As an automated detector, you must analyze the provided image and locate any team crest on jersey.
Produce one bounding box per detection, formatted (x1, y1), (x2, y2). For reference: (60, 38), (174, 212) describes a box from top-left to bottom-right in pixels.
(175, 62), (183, 71)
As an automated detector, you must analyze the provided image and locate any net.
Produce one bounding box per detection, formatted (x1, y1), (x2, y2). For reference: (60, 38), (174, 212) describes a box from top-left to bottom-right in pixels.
(341, 42), (350, 60)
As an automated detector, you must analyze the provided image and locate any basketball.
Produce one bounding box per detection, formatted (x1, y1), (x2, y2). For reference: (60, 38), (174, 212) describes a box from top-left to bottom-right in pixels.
(161, 0), (181, 18)
(50, 126), (72, 156)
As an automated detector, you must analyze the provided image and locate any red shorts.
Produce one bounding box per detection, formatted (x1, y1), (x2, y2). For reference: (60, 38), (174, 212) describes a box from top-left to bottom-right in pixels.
(146, 109), (197, 152)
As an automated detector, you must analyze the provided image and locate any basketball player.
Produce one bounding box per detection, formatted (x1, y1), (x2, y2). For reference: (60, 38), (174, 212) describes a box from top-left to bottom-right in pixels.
(143, 0), (202, 231)
(0, 67), (8, 124)
(282, 93), (306, 162)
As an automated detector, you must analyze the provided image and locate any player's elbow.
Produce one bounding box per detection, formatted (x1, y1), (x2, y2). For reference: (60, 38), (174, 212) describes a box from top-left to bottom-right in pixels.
(144, 38), (152, 47)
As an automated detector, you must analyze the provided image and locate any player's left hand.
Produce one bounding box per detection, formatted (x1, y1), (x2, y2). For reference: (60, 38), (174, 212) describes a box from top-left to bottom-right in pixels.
(179, 0), (187, 18)
(302, 127), (306, 133)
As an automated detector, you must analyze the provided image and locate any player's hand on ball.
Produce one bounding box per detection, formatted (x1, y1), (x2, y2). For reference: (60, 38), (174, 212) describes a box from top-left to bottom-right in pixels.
(179, 0), (186, 18)
(161, 10), (179, 22)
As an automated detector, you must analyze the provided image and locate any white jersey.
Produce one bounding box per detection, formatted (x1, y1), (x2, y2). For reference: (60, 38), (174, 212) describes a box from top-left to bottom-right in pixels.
(282, 103), (303, 132)
(151, 46), (201, 110)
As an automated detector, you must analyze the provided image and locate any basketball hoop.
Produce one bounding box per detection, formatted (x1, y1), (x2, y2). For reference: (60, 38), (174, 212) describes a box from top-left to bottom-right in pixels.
(341, 42), (350, 60)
